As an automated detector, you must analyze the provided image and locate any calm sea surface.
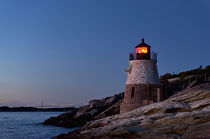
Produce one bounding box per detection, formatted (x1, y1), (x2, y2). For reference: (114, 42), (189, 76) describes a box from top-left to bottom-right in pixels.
(0, 112), (76, 139)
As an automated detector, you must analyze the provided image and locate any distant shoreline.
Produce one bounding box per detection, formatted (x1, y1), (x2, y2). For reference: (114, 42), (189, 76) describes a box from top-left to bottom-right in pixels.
(0, 106), (76, 112)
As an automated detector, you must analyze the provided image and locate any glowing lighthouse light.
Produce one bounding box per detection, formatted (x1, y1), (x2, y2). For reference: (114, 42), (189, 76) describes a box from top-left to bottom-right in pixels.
(136, 47), (148, 54)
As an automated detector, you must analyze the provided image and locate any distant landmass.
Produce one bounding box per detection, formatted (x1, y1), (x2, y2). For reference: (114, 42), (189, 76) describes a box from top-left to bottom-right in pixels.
(0, 106), (75, 112)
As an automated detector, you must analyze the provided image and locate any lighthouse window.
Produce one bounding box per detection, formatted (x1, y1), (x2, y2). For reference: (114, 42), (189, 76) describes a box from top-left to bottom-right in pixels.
(150, 88), (154, 100)
(136, 47), (148, 54)
(131, 87), (135, 98)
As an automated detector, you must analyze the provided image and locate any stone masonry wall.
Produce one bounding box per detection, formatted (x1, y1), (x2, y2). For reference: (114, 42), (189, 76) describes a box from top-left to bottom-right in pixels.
(126, 60), (160, 85)
(120, 83), (163, 113)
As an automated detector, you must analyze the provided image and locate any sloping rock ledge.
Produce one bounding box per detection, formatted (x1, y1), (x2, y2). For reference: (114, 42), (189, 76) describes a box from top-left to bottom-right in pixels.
(58, 83), (210, 139)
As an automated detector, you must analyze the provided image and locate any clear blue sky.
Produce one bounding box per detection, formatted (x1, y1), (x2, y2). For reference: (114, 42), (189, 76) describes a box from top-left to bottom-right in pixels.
(0, 0), (209, 107)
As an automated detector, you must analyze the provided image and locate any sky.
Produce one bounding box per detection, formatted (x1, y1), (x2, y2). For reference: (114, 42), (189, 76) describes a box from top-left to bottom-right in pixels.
(0, 0), (209, 107)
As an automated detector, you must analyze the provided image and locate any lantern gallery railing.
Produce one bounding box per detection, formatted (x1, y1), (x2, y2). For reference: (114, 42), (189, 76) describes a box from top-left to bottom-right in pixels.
(129, 52), (157, 61)
(151, 52), (157, 60)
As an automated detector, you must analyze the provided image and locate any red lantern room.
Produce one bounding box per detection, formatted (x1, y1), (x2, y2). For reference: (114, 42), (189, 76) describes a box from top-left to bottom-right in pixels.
(135, 38), (151, 60)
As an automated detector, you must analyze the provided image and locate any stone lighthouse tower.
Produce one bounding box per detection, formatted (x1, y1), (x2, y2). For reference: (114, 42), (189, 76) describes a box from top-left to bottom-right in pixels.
(120, 38), (163, 113)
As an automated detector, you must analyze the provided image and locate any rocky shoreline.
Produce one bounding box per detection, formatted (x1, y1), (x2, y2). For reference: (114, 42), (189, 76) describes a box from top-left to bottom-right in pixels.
(56, 82), (210, 139)
(43, 93), (124, 128)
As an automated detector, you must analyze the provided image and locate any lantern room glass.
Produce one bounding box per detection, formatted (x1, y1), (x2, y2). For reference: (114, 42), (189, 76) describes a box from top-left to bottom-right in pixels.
(136, 47), (148, 54)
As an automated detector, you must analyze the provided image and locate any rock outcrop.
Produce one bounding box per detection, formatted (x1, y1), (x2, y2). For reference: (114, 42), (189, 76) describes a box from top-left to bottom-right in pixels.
(43, 93), (124, 128)
(58, 82), (210, 139)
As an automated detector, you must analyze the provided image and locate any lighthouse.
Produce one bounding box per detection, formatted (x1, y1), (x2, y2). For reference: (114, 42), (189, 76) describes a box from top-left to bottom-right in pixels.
(120, 38), (163, 113)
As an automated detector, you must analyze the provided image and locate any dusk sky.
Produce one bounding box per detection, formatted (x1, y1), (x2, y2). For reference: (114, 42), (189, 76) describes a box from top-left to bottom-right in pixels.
(0, 0), (209, 107)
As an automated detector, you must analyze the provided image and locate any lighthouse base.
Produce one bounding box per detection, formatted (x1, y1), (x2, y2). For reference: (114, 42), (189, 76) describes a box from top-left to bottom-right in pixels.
(120, 83), (163, 114)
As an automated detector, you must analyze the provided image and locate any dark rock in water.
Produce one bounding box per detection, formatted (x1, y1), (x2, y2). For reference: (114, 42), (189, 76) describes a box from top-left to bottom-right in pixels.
(43, 108), (80, 128)
(43, 93), (124, 128)
(58, 83), (210, 139)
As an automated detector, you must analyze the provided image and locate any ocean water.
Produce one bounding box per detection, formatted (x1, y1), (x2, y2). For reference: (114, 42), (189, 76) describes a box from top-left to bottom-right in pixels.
(0, 112), (76, 139)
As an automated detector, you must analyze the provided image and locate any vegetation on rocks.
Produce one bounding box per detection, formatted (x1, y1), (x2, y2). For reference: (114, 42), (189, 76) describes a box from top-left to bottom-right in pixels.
(160, 65), (210, 81)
